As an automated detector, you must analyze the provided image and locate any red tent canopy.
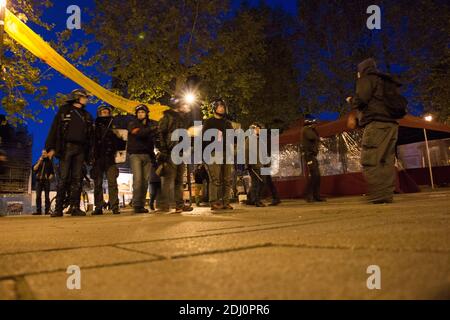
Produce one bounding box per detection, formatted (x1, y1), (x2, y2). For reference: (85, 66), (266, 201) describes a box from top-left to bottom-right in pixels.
(275, 114), (450, 198)
(279, 114), (450, 145)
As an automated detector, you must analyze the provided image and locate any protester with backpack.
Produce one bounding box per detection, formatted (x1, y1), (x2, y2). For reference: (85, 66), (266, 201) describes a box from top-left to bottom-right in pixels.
(346, 58), (407, 204)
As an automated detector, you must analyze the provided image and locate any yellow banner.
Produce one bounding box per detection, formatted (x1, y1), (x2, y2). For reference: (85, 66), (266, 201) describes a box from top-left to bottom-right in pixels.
(4, 9), (169, 120)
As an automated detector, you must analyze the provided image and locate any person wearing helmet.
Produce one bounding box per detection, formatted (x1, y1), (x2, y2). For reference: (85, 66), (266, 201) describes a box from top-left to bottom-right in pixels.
(127, 104), (158, 214)
(302, 117), (325, 203)
(245, 123), (267, 207)
(202, 98), (234, 211)
(91, 105), (122, 215)
(45, 89), (94, 217)
(156, 96), (194, 214)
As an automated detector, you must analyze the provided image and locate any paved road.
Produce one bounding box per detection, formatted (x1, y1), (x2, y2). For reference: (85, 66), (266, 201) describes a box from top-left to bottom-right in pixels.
(0, 190), (449, 300)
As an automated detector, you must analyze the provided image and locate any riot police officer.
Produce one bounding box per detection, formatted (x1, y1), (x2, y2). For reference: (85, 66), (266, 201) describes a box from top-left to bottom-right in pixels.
(302, 118), (325, 203)
(92, 105), (122, 215)
(46, 89), (94, 217)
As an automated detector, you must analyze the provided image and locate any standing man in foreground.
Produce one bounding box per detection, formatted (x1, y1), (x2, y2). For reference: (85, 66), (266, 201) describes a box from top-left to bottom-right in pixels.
(347, 58), (405, 204)
(127, 104), (157, 214)
(45, 89), (94, 217)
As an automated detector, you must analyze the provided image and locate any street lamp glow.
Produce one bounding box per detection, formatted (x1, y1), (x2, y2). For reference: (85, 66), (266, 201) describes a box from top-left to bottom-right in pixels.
(424, 115), (433, 122)
(184, 92), (197, 105)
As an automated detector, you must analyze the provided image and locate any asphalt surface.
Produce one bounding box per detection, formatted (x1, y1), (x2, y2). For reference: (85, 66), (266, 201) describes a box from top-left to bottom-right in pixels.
(0, 190), (449, 300)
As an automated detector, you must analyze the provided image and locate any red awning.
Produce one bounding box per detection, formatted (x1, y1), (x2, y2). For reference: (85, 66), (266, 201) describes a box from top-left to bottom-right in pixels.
(279, 114), (450, 145)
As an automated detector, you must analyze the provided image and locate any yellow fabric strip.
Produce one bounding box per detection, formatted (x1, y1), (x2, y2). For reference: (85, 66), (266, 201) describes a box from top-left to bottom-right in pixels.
(4, 8), (169, 120)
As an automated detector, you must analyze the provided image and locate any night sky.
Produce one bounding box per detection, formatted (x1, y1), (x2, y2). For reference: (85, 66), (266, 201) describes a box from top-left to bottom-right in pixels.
(7, 0), (298, 162)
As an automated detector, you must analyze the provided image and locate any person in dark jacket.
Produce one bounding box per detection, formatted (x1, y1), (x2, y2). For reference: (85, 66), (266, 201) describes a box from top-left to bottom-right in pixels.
(91, 105), (122, 215)
(127, 104), (158, 214)
(302, 119), (325, 203)
(346, 58), (399, 204)
(32, 150), (55, 215)
(202, 99), (234, 211)
(156, 97), (194, 213)
(46, 89), (94, 217)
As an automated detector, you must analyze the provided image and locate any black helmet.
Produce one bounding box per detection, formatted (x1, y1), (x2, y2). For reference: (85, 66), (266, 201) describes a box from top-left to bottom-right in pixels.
(304, 117), (317, 126)
(135, 104), (149, 115)
(97, 105), (112, 116)
(249, 122), (264, 130)
(169, 96), (181, 108)
(67, 89), (90, 104)
(211, 98), (228, 116)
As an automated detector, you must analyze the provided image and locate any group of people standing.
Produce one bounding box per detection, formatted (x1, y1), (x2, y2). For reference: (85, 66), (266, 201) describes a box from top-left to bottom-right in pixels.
(39, 91), (280, 217)
(33, 57), (402, 217)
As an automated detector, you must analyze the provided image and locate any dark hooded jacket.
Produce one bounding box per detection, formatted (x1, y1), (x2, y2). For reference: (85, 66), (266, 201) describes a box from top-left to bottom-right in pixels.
(158, 109), (191, 159)
(127, 117), (158, 160)
(45, 102), (94, 159)
(302, 126), (320, 156)
(351, 58), (400, 127)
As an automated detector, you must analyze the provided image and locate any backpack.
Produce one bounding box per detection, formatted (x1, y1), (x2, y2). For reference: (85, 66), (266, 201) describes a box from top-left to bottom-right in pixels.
(380, 75), (408, 119)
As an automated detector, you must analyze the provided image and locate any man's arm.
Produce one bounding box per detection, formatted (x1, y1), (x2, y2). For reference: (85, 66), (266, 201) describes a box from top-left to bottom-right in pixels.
(351, 77), (374, 110)
(45, 109), (63, 157)
(33, 158), (43, 172)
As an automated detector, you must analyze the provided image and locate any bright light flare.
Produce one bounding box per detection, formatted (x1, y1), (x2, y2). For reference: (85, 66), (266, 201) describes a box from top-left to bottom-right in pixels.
(0, 0), (6, 10)
(424, 115), (433, 122)
(183, 92), (197, 105)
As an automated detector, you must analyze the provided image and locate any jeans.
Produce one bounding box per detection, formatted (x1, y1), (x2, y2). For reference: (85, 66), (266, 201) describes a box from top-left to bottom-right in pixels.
(129, 154), (152, 208)
(207, 163), (233, 205)
(36, 179), (51, 213)
(56, 143), (85, 212)
(159, 160), (185, 210)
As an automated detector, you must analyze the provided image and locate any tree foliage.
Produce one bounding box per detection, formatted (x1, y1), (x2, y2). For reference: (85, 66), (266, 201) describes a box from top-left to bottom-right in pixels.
(296, 0), (450, 121)
(0, 0), (54, 124)
(79, 0), (300, 129)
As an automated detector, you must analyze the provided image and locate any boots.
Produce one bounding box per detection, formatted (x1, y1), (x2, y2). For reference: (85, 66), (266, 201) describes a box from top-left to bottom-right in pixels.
(134, 207), (149, 214)
(92, 207), (103, 215)
(269, 198), (281, 206)
(51, 211), (63, 218)
(211, 202), (223, 211)
(70, 208), (86, 216)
